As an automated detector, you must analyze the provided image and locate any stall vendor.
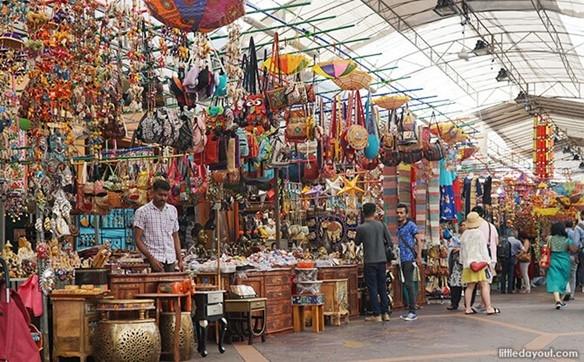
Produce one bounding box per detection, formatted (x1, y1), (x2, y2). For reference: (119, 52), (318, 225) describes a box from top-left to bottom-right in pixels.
(134, 179), (183, 272)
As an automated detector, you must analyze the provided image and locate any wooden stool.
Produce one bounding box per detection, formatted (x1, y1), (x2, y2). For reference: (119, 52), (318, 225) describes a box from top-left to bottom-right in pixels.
(225, 298), (267, 345)
(291, 294), (325, 333)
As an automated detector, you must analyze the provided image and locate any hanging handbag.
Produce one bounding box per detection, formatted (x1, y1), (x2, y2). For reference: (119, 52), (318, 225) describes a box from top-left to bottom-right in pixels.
(397, 107), (423, 164)
(174, 110), (194, 152)
(285, 108), (314, 143)
(422, 112), (446, 161)
(242, 38), (268, 127)
(345, 91), (368, 151)
(264, 33), (288, 111)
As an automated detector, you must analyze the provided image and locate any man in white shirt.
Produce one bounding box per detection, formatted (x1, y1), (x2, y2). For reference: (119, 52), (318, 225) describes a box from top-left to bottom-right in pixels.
(134, 179), (183, 272)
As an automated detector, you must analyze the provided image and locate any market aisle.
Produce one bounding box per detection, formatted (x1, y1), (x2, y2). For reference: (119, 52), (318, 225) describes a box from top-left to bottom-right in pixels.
(222, 290), (584, 362)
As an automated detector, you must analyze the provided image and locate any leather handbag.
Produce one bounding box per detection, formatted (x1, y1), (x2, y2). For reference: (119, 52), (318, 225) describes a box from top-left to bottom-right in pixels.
(381, 130), (401, 167)
(539, 240), (551, 269)
(285, 109), (313, 143)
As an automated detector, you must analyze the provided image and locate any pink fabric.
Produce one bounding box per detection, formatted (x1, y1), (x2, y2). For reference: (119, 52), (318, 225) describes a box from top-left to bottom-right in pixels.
(16, 275), (43, 317)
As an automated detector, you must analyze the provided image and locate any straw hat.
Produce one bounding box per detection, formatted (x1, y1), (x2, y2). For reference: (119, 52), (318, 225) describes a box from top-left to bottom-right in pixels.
(466, 212), (483, 229)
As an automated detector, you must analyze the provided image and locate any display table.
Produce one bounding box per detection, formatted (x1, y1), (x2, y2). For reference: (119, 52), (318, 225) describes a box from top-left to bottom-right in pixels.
(234, 268), (293, 334)
(321, 279), (349, 326)
(51, 295), (105, 362)
(135, 293), (191, 362)
(317, 265), (359, 318)
(109, 272), (190, 299)
(224, 298), (267, 345)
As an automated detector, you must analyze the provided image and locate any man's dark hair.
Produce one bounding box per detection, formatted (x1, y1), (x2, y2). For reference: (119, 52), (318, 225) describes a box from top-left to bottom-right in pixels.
(397, 203), (409, 214)
(471, 205), (485, 218)
(362, 203), (376, 218)
(566, 221), (574, 229)
(152, 178), (171, 191)
(551, 222), (567, 238)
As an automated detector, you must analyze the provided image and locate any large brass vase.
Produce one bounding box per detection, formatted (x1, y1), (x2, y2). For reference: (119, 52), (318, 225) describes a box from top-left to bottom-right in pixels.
(93, 319), (161, 362)
(160, 312), (194, 361)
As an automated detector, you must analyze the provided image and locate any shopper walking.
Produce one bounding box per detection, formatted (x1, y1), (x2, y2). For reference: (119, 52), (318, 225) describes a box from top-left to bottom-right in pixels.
(516, 231), (532, 293)
(134, 178), (184, 272)
(545, 222), (579, 309)
(469, 206), (498, 310)
(461, 212), (499, 315)
(396, 203), (423, 321)
(355, 203), (392, 322)
(564, 220), (583, 301)
(498, 232), (524, 294)
(446, 222), (465, 311)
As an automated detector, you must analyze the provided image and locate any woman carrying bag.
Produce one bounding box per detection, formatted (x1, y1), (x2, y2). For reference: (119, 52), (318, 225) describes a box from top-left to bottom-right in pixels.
(544, 222), (579, 309)
(461, 212), (499, 315)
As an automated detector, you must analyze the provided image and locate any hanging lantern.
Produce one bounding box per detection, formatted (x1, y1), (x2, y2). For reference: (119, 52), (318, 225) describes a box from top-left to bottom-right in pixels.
(533, 115), (553, 180)
(143, 0), (245, 33)
(332, 69), (372, 90)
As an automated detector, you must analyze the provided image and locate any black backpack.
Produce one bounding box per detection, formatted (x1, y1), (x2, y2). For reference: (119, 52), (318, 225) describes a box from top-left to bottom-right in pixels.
(497, 236), (511, 261)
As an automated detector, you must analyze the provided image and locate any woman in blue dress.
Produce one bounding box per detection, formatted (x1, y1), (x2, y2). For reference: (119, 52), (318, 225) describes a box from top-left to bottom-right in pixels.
(546, 222), (579, 309)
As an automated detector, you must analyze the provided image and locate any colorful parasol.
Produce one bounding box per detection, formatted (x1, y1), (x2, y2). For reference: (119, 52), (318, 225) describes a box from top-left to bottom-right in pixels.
(263, 53), (310, 75)
(373, 95), (410, 110)
(313, 59), (357, 79)
(333, 69), (372, 91)
(143, 0), (245, 33)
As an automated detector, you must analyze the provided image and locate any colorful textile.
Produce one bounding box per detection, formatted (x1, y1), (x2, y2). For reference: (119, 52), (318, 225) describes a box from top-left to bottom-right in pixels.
(439, 159), (455, 186)
(427, 161), (441, 245)
(546, 252), (571, 293)
(440, 185), (457, 221)
(398, 164), (412, 209)
(383, 166), (399, 235)
(415, 163), (427, 241)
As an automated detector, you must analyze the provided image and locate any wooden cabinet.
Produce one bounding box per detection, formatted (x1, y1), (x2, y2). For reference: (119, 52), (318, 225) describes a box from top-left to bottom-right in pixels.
(51, 296), (101, 362)
(235, 268), (292, 334)
(193, 272), (234, 290)
(109, 272), (190, 299)
(321, 279), (349, 325)
(317, 265), (359, 318)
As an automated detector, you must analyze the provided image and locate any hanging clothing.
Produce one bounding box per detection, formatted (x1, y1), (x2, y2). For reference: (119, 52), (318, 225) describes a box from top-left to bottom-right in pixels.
(463, 177), (472, 216)
(427, 161), (441, 245)
(483, 176), (492, 205)
(383, 166), (399, 236)
(415, 162), (428, 241)
(398, 164), (412, 209)
(439, 160), (457, 221)
(453, 177), (463, 219)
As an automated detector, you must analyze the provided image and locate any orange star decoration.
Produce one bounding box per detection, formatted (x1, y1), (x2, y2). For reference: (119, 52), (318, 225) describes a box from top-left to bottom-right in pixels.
(337, 176), (365, 197)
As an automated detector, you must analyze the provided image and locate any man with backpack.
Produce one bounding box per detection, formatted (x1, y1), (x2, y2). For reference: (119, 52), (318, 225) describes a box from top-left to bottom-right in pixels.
(498, 228), (524, 294)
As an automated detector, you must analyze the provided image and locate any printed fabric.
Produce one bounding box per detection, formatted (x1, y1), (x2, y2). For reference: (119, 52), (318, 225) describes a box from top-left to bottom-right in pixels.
(398, 220), (419, 263)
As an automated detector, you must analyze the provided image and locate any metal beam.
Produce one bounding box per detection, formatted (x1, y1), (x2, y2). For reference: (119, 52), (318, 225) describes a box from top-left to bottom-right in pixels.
(529, 0), (581, 97)
(361, 0), (480, 105)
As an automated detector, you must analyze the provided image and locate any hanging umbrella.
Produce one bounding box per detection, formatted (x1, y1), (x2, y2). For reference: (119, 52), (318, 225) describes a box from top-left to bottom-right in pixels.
(373, 95), (410, 110)
(263, 53), (310, 75)
(333, 69), (372, 90)
(313, 59), (357, 79)
(143, 0), (245, 33)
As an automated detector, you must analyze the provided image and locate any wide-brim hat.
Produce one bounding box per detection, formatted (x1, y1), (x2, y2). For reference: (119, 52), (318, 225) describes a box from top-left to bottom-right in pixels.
(466, 212), (482, 229)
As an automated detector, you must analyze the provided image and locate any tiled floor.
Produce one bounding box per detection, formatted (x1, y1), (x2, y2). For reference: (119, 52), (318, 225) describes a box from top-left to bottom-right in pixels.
(191, 288), (584, 362)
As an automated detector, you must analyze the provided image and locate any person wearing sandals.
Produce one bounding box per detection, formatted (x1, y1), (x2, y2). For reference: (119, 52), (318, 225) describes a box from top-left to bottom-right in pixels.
(546, 222), (579, 309)
(517, 231), (532, 294)
(461, 212), (499, 315)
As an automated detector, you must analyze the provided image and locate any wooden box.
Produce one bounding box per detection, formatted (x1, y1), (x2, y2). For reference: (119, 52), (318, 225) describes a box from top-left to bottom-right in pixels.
(317, 265), (359, 318)
(235, 268), (292, 334)
(51, 296), (101, 362)
(321, 279), (349, 325)
(109, 272), (190, 299)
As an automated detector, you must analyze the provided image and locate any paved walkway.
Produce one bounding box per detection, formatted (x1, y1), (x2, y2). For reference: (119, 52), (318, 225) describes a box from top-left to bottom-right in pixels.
(193, 289), (584, 362)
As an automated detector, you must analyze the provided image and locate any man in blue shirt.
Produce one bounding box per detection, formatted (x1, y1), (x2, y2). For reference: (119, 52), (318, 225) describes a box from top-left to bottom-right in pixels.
(396, 203), (423, 321)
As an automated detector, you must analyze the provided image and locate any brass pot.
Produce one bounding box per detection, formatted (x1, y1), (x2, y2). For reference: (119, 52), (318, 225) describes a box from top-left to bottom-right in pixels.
(160, 312), (194, 361)
(93, 319), (161, 362)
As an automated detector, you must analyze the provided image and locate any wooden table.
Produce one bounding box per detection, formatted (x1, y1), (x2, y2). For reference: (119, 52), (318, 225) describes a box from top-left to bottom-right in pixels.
(224, 298), (267, 345)
(291, 294), (325, 333)
(135, 293), (188, 362)
(109, 272), (190, 299)
(317, 265), (359, 318)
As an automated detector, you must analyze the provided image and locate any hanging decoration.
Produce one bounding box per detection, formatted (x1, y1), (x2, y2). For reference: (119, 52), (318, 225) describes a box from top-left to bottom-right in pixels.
(143, 0), (245, 33)
(263, 53), (310, 75)
(373, 95), (410, 110)
(533, 114), (554, 181)
(333, 69), (372, 90)
(312, 58), (357, 79)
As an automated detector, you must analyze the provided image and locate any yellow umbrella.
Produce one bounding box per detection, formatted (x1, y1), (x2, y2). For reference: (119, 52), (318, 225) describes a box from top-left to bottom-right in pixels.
(373, 95), (410, 110)
(263, 53), (311, 75)
(333, 69), (372, 90)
